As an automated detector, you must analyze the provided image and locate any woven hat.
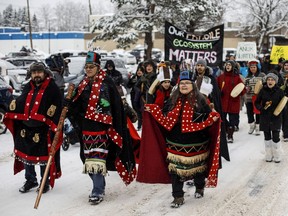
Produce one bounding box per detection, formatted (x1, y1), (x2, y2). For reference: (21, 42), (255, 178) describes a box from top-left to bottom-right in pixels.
(266, 73), (278, 84)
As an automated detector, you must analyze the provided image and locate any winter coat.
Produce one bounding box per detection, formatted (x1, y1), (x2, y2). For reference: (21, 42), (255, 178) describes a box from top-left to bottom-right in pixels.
(244, 70), (266, 102)
(217, 71), (245, 113)
(104, 60), (123, 86)
(254, 85), (284, 131)
(192, 66), (230, 162)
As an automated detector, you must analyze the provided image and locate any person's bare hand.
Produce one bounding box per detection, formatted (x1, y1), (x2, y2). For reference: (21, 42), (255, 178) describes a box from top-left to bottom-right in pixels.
(212, 116), (219, 122)
(144, 106), (150, 112)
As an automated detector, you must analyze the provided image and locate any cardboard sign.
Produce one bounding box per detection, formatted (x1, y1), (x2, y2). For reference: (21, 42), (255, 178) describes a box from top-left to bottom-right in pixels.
(236, 42), (257, 61)
(270, 45), (288, 64)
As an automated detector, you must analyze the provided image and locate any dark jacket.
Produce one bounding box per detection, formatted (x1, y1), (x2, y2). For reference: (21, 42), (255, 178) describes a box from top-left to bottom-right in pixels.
(104, 60), (123, 86)
(255, 84), (284, 131)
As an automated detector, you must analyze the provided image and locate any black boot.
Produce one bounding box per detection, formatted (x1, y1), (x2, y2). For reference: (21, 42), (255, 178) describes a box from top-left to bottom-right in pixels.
(227, 126), (234, 143)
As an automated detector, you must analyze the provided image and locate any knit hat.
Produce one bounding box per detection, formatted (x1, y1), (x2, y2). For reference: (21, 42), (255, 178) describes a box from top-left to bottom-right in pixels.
(157, 64), (172, 83)
(248, 59), (259, 66)
(200, 81), (213, 97)
(86, 51), (101, 65)
(179, 70), (193, 81)
(226, 60), (236, 69)
(195, 59), (207, 68)
(266, 73), (278, 84)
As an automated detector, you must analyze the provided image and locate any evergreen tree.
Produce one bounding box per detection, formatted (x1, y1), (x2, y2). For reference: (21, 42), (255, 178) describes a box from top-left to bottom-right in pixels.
(32, 14), (39, 32)
(3, 4), (13, 26)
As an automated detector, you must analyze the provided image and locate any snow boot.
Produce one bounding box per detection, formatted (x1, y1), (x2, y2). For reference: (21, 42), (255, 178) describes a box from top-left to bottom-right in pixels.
(272, 141), (281, 163)
(227, 126), (234, 143)
(248, 122), (256, 134)
(194, 188), (204, 199)
(170, 197), (184, 208)
(254, 124), (260, 136)
(36, 184), (50, 194)
(19, 181), (39, 193)
(89, 195), (104, 205)
(264, 140), (273, 162)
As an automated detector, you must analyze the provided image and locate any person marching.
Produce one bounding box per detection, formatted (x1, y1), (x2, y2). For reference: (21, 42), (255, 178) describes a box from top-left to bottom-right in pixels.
(68, 51), (136, 204)
(244, 59), (266, 135)
(153, 62), (173, 110)
(254, 72), (285, 163)
(144, 70), (221, 208)
(193, 59), (230, 162)
(217, 60), (246, 143)
(4, 62), (63, 193)
(128, 63), (145, 130)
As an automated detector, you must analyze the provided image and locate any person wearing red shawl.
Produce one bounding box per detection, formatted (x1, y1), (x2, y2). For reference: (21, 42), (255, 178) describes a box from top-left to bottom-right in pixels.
(153, 63), (173, 110)
(4, 62), (63, 194)
(139, 70), (221, 208)
(68, 51), (136, 205)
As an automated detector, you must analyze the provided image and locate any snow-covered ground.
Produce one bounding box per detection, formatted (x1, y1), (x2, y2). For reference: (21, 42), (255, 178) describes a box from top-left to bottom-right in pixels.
(1, 108), (288, 216)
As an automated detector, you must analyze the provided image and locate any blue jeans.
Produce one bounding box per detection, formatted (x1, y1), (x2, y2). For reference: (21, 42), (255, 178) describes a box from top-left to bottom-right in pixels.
(89, 173), (105, 197)
(24, 164), (48, 185)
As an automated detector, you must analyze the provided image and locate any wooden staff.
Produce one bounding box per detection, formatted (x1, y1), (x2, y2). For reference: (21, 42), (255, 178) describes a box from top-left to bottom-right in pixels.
(34, 83), (75, 209)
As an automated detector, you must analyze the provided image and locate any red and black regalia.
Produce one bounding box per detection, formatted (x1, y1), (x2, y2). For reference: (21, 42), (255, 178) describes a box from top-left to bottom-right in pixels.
(137, 96), (221, 188)
(69, 69), (136, 185)
(4, 77), (63, 187)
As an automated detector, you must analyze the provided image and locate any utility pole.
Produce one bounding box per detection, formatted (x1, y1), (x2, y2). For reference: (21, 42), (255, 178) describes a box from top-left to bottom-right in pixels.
(48, 20), (51, 54)
(27, 0), (33, 50)
(88, 0), (92, 32)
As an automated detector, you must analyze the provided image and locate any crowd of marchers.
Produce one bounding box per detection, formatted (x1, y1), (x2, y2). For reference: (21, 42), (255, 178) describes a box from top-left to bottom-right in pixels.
(2, 50), (288, 208)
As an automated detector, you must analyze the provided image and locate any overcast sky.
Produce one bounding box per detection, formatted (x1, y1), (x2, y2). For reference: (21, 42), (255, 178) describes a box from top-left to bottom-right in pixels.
(0, 0), (113, 15)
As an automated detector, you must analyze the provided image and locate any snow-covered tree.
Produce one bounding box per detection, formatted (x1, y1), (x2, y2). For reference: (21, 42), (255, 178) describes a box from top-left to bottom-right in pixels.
(90, 0), (223, 60)
(32, 14), (39, 32)
(237, 0), (288, 53)
(2, 4), (13, 27)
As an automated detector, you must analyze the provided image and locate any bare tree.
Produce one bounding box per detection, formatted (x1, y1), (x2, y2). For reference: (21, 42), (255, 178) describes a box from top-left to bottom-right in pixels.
(237, 0), (288, 53)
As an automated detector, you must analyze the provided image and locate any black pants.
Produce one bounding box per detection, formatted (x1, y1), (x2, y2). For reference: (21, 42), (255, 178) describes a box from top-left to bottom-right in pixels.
(223, 112), (239, 128)
(245, 102), (260, 124)
(264, 130), (280, 143)
(171, 173), (206, 198)
(282, 106), (288, 138)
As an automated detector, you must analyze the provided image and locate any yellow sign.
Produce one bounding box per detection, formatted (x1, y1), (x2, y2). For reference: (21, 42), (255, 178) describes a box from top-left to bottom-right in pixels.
(270, 45), (288, 64)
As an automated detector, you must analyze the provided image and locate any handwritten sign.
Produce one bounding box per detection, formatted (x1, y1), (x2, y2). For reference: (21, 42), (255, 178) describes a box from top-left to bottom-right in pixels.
(236, 42), (257, 61)
(270, 45), (288, 64)
(164, 22), (224, 67)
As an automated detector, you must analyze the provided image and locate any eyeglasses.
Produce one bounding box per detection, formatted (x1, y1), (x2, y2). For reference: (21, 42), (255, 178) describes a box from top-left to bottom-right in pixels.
(179, 81), (193, 86)
(84, 65), (97, 70)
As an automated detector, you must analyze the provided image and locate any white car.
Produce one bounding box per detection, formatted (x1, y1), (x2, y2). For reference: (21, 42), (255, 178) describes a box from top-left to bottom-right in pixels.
(0, 59), (27, 96)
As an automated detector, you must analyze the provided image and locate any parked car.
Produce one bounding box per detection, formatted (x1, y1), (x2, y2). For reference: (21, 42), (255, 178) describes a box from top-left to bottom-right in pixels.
(0, 59), (27, 96)
(63, 56), (86, 93)
(6, 56), (43, 69)
(100, 57), (130, 87)
(130, 47), (144, 63)
(0, 75), (14, 134)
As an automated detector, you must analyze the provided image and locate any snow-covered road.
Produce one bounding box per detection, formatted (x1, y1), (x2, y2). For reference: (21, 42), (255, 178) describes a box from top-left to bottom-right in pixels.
(1, 109), (288, 216)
